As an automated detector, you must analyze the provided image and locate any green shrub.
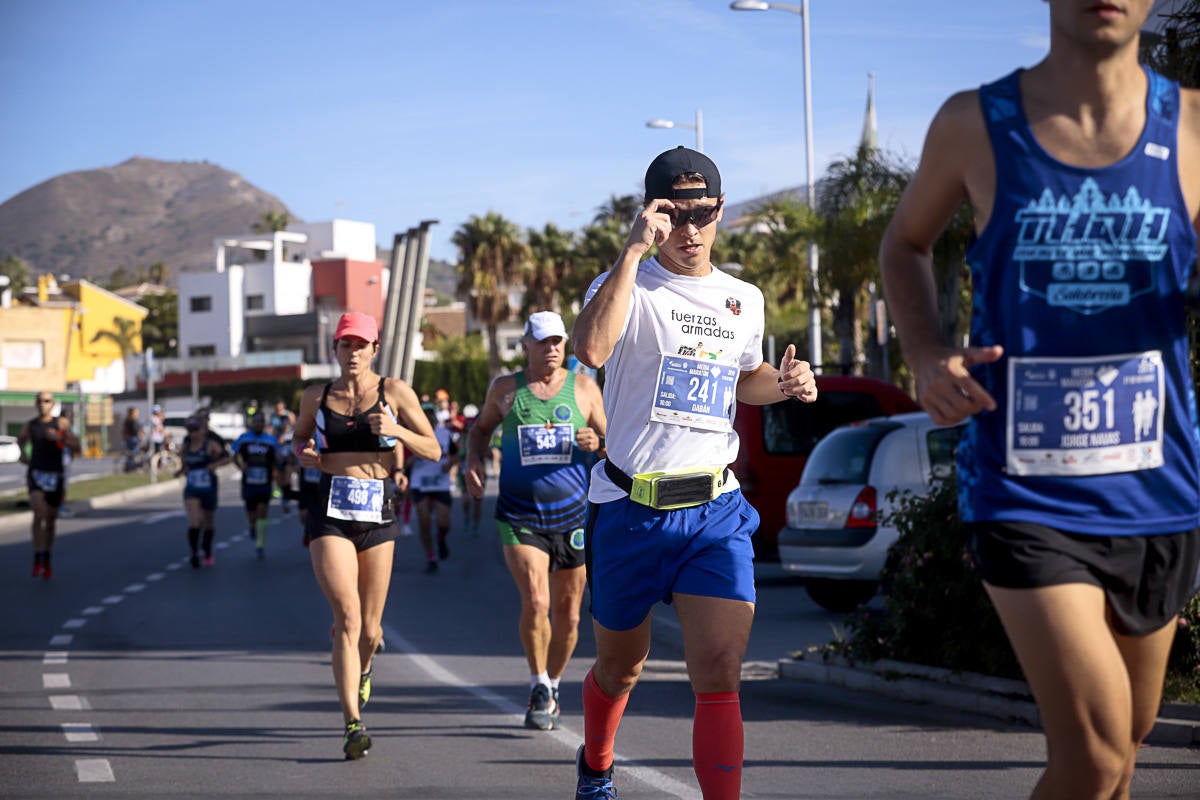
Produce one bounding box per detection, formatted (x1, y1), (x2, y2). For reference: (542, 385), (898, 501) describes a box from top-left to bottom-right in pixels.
(826, 477), (1023, 679)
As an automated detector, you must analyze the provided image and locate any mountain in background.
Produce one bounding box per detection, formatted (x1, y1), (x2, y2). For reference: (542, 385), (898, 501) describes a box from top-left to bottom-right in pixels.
(0, 157), (298, 282)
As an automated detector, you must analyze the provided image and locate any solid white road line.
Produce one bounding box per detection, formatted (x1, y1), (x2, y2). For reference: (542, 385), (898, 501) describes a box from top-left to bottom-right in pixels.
(74, 759), (114, 782)
(382, 625), (702, 800)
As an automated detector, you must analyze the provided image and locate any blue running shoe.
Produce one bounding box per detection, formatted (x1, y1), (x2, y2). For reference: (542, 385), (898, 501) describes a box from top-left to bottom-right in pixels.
(575, 744), (617, 799)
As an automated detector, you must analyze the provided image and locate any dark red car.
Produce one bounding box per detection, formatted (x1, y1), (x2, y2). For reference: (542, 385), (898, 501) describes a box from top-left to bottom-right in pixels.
(731, 375), (920, 561)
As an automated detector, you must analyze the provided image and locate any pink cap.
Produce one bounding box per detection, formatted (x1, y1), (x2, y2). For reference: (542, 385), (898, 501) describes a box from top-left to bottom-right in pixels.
(334, 311), (378, 343)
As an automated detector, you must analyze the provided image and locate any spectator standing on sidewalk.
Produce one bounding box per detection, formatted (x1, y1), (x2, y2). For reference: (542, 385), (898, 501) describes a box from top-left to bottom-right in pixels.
(879, 2), (1200, 797)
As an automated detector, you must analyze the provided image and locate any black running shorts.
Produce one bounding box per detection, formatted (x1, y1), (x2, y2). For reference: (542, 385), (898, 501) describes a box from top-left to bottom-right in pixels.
(305, 473), (397, 553)
(967, 521), (1200, 636)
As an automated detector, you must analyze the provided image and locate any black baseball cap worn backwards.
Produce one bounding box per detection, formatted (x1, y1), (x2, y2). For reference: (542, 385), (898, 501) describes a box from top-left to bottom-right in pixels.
(644, 146), (722, 202)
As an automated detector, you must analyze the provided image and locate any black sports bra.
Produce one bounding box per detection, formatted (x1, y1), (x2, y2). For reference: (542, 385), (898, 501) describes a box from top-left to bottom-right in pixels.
(316, 377), (394, 453)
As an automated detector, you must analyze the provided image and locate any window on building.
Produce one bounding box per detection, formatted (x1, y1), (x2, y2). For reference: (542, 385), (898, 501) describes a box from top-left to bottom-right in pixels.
(188, 345), (216, 357)
(246, 294), (265, 310)
(190, 296), (212, 313)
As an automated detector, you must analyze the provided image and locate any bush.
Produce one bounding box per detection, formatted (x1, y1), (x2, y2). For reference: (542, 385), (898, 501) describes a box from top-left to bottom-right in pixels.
(826, 477), (1023, 679)
(826, 476), (1200, 701)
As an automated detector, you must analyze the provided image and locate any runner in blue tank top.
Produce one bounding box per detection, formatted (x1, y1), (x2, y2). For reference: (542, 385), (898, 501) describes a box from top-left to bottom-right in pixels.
(465, 310), (607, 732)
(880, 3), (1200, 797)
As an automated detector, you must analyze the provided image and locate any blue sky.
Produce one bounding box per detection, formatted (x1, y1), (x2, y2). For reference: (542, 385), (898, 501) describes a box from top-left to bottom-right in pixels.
(0, 1), (1054, 264)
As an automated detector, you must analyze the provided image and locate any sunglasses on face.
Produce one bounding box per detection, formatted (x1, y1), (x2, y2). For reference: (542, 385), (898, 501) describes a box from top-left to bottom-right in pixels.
(37, 398), (53, 405)
(662, 199), (723, 230)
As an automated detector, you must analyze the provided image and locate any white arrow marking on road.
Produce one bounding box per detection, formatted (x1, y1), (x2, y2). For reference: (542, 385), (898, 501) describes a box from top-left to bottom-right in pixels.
(43, 673), (71, 689)
(62, 723), (99, 742)
(383, 626), (702, 800)
(75, 759), (114, 782)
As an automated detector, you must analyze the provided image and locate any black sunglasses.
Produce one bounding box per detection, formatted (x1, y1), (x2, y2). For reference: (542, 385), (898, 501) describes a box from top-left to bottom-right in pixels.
(662, 199), (723, 230)
(37, 398), (54, 404)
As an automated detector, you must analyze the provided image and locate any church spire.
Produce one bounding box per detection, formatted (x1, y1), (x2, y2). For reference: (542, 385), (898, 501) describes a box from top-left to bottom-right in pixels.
(861, 72), (878, 151)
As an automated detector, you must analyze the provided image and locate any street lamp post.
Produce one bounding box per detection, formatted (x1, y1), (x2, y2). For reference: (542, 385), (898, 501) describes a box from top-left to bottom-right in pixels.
(645, 108), (704, 153)
(730, 0), (821, 369)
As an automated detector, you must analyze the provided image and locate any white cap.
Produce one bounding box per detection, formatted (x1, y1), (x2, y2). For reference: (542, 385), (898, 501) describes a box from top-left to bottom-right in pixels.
(524, 310), (568, 342)
(462, 403), (479, 418)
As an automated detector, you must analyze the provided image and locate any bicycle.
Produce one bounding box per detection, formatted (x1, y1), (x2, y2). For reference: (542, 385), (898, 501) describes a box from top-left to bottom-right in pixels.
(114, 441), (182, 478)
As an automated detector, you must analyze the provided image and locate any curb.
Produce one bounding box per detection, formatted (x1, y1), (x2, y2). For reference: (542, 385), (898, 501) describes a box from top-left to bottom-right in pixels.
(778, 656), (1199, 747)
(0, 466), (239, 537)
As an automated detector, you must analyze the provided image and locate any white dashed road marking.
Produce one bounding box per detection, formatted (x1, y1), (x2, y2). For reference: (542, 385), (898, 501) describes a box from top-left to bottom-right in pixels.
(123, 583), (146, 593)
(50, 695), (85, 711)
(50, 634), (73, 646)
(101, 596), (124, 604)
(43, 652), (68, 665)
(62, 619), (87, 629)
(75, 759), (114, 782)
(83, 606), (104, 615)
(43, 673), (71, 689)
(62, 723), (99, 742)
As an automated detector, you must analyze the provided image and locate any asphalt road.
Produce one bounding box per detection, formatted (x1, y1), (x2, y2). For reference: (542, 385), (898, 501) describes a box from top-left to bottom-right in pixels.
(1, 480), (1198, 799)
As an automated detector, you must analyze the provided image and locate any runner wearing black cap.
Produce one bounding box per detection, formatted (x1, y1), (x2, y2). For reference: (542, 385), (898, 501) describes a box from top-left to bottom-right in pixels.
(570, 146), (818, 799)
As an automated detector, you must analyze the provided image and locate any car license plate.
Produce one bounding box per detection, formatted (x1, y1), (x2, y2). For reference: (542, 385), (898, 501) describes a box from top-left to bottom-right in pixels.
(798, 502), (828, 523)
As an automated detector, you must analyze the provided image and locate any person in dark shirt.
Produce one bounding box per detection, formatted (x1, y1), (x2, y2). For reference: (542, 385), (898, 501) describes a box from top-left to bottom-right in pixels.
(17, 393), (81, 579)
(233, 412), (280, 558)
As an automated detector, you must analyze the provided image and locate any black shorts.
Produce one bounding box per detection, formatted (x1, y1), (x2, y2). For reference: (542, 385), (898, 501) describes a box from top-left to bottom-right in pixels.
(184, 489), (218, 511)
(305, 474), (397, 553)
(498, 520), (586, 572)
(242, 492), (271, 511)
(412, 489), (452, 507)
(27, 469), (65, 509)
(967, 521), (1200, 636)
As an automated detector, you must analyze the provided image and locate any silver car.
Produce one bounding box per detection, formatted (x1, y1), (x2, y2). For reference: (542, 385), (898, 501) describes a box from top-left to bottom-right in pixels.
(778, 411), (964, 612)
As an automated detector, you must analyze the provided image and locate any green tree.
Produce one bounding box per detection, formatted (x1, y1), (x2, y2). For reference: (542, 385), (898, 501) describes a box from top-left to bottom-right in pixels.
(524, 223), (576, 316)
(90, 315), (141, 357)
(435, 332), (487, 362)
(1142, 0), (1200, 88)
(593, 193), (641, 229)
(139, 291), (179, 357)
(813, 143), (911, 373)
(569, 218), (627, 309)
(453, 212), (530, 376)
(0, 254), (31, 295)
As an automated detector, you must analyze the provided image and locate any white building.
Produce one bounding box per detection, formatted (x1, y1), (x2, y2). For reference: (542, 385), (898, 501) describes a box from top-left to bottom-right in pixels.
(177, 220), (376, 358)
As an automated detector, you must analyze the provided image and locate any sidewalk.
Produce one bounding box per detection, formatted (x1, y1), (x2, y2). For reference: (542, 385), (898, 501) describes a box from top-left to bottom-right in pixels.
(778, 654), (1200, 747)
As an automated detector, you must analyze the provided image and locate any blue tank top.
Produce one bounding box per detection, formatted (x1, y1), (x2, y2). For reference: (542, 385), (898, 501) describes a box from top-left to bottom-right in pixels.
(961, 67), (1200, 536)
(495, 371), (591, 535)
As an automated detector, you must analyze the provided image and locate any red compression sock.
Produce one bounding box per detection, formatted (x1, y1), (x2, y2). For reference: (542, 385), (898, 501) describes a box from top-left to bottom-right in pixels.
(693, 692), (743, 800)
(581, 669), (629, 774)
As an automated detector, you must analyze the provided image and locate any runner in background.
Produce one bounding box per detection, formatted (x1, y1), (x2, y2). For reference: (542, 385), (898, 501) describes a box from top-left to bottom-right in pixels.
(18, 393), (81, 579)
(176, 416), (230, 568)
(233, 412), (280, 559)
(409, 402), (458, 573)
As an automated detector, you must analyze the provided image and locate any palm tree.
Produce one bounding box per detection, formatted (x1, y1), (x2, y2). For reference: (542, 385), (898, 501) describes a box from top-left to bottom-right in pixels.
(524, 223), (576, 316)
(593, 194), (641, 230)
(569, 218), (629, 311)
(453, 213), (530, 376)
(90, 316), (143, 387)
(811, 143), (912, 373)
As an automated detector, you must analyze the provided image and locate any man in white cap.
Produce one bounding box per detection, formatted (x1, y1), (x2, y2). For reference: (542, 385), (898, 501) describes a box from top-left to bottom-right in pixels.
(465, 310), (607, 731)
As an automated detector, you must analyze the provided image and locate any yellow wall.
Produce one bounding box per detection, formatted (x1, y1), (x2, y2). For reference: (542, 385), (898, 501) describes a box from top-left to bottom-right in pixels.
(63, 280), (147, 383)
(0, 305), (71, 391)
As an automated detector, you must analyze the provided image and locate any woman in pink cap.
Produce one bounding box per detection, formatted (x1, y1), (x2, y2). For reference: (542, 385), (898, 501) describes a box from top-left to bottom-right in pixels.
(293, 310), (441, 759)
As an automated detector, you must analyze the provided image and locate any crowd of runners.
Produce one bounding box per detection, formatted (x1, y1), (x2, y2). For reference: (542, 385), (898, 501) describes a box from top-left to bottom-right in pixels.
(14, 3), (1200, 798)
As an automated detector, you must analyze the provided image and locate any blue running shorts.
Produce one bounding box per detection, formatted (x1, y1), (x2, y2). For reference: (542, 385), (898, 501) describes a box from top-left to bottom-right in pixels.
(586, 489), (759, 632)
